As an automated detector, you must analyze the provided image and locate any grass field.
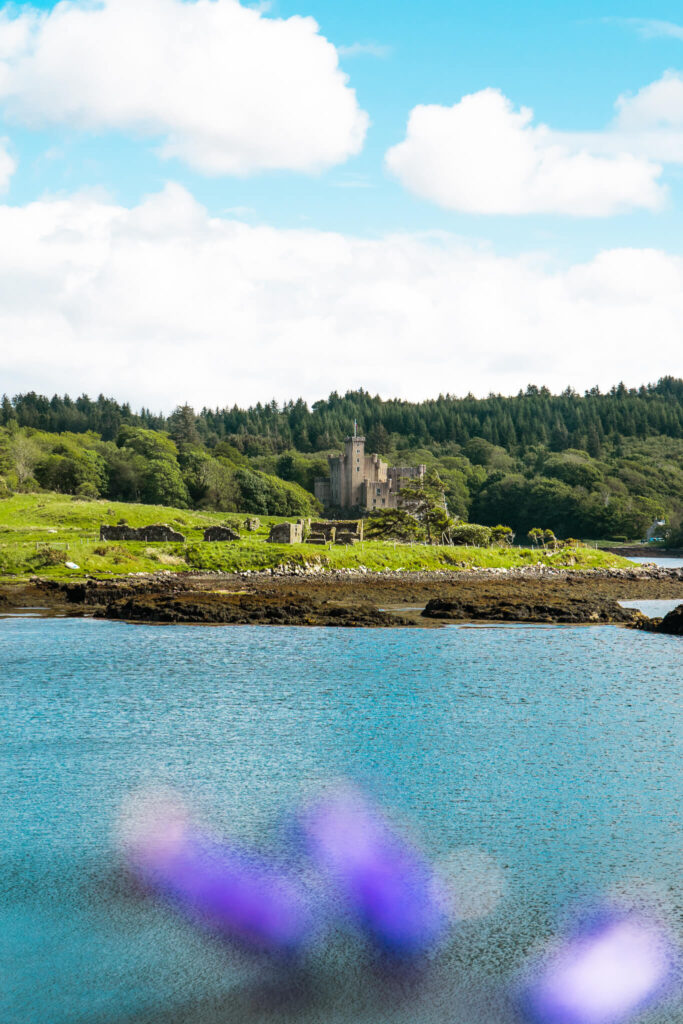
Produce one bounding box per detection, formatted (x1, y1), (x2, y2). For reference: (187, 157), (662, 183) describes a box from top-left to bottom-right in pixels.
(0, 493), (634, 579)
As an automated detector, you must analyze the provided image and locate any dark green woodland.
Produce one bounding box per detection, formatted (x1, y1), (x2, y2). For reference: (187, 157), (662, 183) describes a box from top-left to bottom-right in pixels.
(1, 378), (682, 542)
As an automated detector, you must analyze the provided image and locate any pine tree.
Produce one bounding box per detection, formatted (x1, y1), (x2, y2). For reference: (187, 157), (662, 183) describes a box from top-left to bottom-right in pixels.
(168, 405), (200, 447)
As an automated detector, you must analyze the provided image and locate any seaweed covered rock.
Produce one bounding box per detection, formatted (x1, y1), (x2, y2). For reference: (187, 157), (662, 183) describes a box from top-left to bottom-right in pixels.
(633, 604), (683, 636)
(94, 591), (408, 627)
(422, 596), (638, 624)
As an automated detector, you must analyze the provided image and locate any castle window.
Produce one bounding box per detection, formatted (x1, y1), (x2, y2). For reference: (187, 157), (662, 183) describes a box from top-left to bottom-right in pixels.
(377, 487), (381, 495)
(356, 467), (360, 473)
(382, 499), (385, 505)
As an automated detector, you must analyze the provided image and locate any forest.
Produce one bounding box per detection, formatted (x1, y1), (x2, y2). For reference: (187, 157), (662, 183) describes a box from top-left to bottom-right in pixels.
(1, 379), (682, 543)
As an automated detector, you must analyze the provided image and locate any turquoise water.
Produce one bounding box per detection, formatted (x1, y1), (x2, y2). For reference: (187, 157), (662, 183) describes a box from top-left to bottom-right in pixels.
(1, 619), (681, 1024)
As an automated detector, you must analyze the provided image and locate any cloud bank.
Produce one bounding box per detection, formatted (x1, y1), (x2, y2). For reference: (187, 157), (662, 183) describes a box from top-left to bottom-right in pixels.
(386, 89), (666, 216)
(0, 184), (681, 409)
(0, 0), (368, 175)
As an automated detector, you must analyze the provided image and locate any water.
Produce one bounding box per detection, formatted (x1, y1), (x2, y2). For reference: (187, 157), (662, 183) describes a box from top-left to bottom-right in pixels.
(620, 599), (683, 618)
(627, 555), (683, 569)
(1, 619), (681, 1024)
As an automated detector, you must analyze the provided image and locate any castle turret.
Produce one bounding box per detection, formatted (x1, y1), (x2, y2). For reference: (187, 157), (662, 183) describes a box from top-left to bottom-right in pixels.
(344, 434), (365, 508)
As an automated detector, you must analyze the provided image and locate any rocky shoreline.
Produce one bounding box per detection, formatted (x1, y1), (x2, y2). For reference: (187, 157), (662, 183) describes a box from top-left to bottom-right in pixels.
(1, 564), (681, 630)
(631, 603), (683, 636)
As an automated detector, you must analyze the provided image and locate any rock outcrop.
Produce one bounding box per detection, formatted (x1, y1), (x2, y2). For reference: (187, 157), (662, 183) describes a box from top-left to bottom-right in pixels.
(94, 591), (406, 627)
(632, 604), (683, 636)
(422, 595), (640, 624)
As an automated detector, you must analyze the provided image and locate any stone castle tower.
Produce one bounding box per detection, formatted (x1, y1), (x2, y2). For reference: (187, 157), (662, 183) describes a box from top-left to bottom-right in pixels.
(314, 433), (426, 512)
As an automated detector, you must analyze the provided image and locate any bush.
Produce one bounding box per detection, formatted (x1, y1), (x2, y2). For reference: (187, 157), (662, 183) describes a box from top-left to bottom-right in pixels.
(448, 523), (492, 546)
(34, 547), (66, 567)
(76, 481), (99, 499)
(365, 508), (421, 541)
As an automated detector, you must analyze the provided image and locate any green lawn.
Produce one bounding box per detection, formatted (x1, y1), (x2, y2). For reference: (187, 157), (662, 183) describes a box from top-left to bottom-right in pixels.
(0, 493), (633, 579)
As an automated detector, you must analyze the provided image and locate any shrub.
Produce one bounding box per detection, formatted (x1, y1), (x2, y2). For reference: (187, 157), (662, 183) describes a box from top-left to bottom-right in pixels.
(448, 523), (492, 546)
(32, 547), (66, 567)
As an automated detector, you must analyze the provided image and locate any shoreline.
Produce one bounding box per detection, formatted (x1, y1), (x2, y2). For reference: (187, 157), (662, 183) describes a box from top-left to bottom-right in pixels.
(2, 564), (682, 628)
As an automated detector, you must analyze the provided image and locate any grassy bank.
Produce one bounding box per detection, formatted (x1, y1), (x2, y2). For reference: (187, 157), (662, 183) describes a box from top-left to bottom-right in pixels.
(0, 493), (633, 580)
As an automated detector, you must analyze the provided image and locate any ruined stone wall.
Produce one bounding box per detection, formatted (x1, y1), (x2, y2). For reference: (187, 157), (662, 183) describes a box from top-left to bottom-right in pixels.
(203, 526), (240, 542)
(310, 520), (363, 543)
(267, 522), (304, 544)
(100, 524), (186, 543)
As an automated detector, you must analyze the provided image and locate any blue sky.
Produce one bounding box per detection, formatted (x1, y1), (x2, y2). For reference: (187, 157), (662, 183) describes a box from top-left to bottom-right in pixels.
(8, 0), (683, 251)
(0, 0), (682, 407)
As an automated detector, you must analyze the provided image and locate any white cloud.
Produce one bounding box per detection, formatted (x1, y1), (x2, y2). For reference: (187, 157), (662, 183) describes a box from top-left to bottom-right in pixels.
(338, 42), (391, 58)
(615, 71), (683, 132)
(552, 72), (683, 167)
(386, 89), (665, 216)
(0, 0), (368, 175)
(0, 184), (681, 408)
(0, 137), (15, 191)
(613, 18), (683, 42)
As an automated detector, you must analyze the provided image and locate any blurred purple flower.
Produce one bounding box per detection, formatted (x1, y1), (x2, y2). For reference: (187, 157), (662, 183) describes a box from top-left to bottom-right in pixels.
(300, 786), (447, 958)
(122, 794), (314, 956)
(520, 909), (679, 1024)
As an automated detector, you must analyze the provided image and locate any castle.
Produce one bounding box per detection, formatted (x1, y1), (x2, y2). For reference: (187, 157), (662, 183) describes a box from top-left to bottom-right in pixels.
(314, 434), (426, 512)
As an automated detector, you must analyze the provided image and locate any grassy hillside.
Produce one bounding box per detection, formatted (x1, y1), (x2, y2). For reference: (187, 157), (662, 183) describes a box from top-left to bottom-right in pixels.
(0, 493), (633, 580)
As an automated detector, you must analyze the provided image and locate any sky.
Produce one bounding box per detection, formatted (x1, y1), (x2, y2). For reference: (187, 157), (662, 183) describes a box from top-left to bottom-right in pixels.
(1, 0), (682, 411)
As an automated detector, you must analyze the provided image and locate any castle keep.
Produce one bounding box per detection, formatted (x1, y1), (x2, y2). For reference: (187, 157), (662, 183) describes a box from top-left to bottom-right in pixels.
(314, 435), (425, 512)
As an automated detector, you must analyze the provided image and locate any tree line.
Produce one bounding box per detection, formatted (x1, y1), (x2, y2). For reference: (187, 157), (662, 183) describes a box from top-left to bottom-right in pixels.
(1, 381), (682, 541)
(2, 378), (682, 452)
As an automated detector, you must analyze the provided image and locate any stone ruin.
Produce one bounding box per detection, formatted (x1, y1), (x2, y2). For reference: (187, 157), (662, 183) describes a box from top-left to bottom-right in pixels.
(266, 519), (364, 546)
(203, 525), (240, 542)
(243, 517), (261, 532)
(98, 516), (363, 548)
(308, 520), (364, 546)
(267, 521), (304, 544)
(100, 523), (186, 543)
